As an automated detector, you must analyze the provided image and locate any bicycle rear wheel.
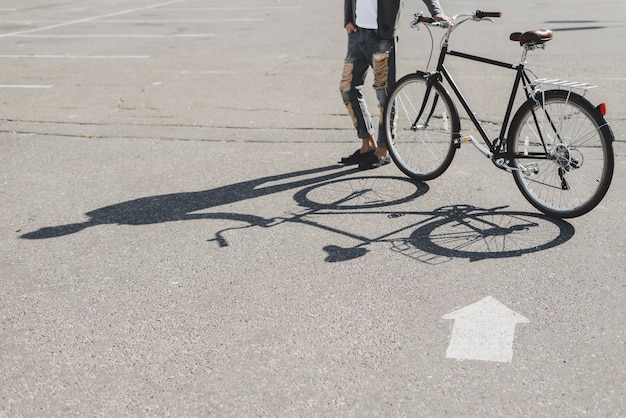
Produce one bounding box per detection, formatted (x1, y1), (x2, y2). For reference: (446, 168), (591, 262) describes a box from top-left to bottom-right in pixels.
(383, 72), (459, 181)
(508, 90), (614, 218)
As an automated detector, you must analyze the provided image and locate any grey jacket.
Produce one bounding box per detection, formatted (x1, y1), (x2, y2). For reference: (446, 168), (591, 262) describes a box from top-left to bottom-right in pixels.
(344, 0), (444, 40)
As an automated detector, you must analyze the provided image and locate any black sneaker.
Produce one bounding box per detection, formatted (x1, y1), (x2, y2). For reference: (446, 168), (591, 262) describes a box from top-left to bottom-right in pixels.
(359, 154), (391, 170)
(340, 149), (375, 165)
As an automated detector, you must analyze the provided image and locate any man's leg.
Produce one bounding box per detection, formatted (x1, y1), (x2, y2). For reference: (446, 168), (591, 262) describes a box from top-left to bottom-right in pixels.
(339, 33), (378, 164)
(358, 36), (394, 169)
(359, 135), (377, 153)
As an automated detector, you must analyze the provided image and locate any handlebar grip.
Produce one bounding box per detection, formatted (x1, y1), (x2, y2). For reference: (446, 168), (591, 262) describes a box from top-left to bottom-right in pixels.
(418, 15), (437, 24)
(476, 11), (502, 18)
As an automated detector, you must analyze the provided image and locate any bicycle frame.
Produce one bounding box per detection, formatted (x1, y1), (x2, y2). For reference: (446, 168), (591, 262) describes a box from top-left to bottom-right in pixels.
(428, 40), (536, 161)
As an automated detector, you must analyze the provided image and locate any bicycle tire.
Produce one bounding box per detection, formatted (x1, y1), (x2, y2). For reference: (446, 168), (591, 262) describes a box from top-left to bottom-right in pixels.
(383, 72), (460, 181)
(508, 89), (614, 218)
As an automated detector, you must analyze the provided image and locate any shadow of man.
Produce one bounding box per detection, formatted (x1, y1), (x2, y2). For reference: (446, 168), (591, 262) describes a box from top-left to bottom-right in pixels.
(20, 165), (355, 240)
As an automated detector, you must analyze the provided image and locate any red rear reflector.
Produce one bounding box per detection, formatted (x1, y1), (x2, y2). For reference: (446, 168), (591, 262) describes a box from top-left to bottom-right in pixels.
(599, 102), (607, 116)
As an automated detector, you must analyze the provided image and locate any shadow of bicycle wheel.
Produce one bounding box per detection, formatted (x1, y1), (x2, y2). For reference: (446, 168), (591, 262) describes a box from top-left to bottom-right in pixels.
(293, 175), (429, 210)
(398, 205), (575, 263)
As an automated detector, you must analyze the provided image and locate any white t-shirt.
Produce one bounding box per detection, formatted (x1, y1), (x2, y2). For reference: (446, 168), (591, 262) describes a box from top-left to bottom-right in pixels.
(355, 0), (377, 29)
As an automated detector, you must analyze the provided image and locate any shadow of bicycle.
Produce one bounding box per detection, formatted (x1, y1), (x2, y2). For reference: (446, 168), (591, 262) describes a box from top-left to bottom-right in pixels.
(291, 174), (575, 263)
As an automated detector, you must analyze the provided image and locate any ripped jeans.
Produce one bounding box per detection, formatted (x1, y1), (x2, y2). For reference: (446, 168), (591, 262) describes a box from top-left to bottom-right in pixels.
(340, 28), (396, 148)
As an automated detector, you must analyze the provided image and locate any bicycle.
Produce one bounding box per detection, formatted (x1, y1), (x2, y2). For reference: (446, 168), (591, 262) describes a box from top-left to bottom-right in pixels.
(383, 10), (615, 218)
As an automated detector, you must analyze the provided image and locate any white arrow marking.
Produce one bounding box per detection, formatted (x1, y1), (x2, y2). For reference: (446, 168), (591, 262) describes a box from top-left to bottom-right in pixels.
(443, 296), (529, 363)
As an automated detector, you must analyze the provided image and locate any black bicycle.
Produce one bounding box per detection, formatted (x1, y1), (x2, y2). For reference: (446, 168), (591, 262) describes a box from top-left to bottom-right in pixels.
(383, 10), (615, 218)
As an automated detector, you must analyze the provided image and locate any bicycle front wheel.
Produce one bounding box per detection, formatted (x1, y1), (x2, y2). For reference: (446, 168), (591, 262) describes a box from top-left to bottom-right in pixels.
(384, 72), (459, 181)
(509, 90), (614, 218)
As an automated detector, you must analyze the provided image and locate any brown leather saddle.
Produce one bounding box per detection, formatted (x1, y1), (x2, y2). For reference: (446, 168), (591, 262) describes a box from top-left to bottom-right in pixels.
(510, 29), (553, 46)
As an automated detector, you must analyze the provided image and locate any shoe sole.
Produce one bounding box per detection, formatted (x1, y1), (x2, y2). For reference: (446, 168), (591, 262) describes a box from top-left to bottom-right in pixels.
(359, 156), (391, 170)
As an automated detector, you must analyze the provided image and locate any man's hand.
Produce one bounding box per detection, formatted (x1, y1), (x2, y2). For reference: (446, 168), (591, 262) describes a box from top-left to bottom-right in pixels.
(345, 22), (358, 34)
(434, 13), (455, 25)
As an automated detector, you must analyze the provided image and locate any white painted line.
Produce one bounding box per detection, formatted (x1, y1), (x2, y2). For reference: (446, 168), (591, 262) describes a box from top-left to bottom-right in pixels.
(0, 18), (264, 24)
(0, 54), (149, 59)
(158, 7), (301, 11)
(153, 70), (243, 75)
(443, 296), (529, 363)
(96, 19), (264, 23)
(12, 34), (215, 38)
(0, 85), (53, 89)
(198, 71), (243, 74)
(0, 0), (187, 38)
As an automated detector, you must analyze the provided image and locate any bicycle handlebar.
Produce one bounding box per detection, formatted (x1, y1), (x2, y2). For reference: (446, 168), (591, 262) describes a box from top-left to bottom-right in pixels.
(475, 10), (502, 19)
(411, 10), (501, 28)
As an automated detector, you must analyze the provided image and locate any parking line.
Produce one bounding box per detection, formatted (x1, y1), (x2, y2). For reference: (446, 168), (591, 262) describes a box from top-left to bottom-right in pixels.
(95, 19), (264, 23)
(0, 0), (188, 38)
(0, 85), (53, 89)
(158, 7), (300, 11)
(0, 54), (150, 59)
(0, 18), (262, 24)
(12, 34), (215, 38)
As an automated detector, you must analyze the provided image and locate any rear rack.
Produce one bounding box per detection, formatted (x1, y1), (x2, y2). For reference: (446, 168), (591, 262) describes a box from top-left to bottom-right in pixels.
(533, 78), (597, 91)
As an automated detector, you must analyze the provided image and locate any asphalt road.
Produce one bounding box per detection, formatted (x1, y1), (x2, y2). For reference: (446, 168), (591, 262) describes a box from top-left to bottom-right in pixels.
(1, 0), (625, 416)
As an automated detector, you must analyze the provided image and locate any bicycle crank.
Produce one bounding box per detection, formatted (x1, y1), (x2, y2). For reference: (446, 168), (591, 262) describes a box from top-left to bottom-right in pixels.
(495, 158), (539, 174)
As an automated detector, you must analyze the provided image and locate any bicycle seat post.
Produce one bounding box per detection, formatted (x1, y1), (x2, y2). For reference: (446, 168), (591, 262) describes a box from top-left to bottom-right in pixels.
(520, 46), (529, 65)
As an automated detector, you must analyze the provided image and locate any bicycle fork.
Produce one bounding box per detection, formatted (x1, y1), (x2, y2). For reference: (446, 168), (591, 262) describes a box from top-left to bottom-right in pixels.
(410, 79), (441, 131)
